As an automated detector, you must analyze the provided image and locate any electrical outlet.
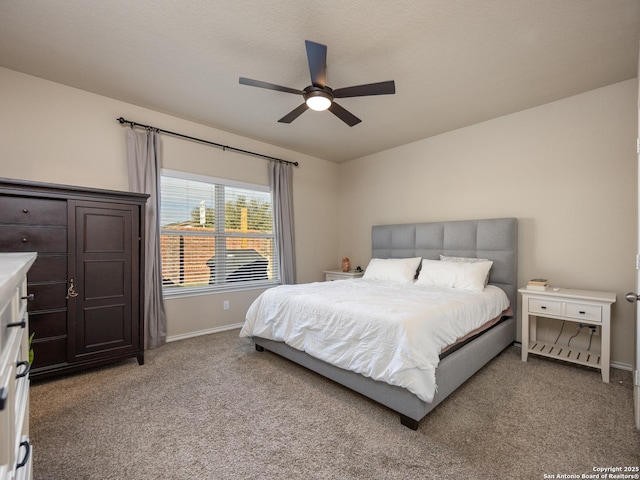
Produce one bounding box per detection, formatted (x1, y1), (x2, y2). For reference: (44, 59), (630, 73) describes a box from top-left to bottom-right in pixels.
(223, 300), (230, 311)
(590, 325), (600, 336)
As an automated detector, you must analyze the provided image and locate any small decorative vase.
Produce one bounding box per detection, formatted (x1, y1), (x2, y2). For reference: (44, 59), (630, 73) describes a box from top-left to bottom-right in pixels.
(341, 257), (351, 272)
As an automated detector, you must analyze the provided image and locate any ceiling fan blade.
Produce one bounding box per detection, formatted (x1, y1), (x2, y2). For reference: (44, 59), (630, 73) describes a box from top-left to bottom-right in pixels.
(333, 80), (396, 98)
(278, 103), (309, 123)
(328, 102), (361, 127)
(239, 77), (304, 95)
(305, 40), (327, 88)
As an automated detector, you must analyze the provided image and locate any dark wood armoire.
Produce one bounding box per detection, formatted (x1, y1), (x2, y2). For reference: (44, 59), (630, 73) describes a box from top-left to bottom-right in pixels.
(0, 178), (148, 379)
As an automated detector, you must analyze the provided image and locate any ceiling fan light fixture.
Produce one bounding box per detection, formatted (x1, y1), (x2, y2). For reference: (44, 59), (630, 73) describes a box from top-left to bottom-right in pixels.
(304, 90), (332, 111)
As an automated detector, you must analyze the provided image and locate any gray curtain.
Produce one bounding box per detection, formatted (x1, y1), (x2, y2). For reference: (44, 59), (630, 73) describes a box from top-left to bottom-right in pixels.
(126, 128), (167, 348)
(269, 161), (296, 284)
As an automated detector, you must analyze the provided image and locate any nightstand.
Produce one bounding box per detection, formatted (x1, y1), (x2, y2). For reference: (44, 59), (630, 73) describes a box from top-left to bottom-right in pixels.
(519, 287), (616, 382)
(323, 270), (364, 281)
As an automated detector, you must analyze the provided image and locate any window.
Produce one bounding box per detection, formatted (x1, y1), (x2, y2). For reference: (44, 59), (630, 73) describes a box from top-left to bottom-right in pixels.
(160, 169), (279, 295)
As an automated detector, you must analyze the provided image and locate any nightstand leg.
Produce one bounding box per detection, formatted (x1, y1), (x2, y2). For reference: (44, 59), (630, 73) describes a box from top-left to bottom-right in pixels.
(521, 299), (529, 362)
(601, 317), (611, 383)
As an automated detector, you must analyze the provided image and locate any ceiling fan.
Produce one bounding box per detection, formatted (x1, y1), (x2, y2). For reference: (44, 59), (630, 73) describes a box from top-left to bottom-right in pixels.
(239, 40), (396, 127)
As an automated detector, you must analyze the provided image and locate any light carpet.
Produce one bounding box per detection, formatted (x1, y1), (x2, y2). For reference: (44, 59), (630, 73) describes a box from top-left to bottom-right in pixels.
(30, 329), (640, 479)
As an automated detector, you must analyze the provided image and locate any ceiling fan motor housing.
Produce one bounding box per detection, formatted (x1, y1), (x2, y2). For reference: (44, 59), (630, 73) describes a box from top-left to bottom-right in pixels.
(303, 86), (334, 111)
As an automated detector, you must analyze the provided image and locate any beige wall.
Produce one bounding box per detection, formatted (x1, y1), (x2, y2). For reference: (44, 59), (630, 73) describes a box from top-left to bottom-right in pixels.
(338, 79), (638, 367)
(2, 67), (637, 366)
(0, 67), (340, 339)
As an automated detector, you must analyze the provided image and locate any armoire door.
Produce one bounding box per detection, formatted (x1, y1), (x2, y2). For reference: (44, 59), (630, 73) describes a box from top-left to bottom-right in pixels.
(68, 200), (141, 363)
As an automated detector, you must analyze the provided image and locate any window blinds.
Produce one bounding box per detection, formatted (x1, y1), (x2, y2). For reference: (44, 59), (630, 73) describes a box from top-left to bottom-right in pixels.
(160, 173), (279, 293)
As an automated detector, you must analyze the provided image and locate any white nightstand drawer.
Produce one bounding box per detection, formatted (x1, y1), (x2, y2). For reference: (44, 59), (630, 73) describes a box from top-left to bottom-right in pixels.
(565, 303), (602, 322)
(323, 270), (364, 281)
(325, 273), (345, 281)
(529, 298), (562, 316)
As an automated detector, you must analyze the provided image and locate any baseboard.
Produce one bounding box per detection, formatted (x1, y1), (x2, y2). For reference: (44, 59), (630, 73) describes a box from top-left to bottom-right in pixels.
(513, 342), (632, 371)
(611, 361), (633, 372)
(167, 323), (244, 343)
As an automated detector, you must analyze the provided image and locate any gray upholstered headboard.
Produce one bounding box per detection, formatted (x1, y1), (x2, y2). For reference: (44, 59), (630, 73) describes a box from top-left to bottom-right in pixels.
(371, 218), (518, 312)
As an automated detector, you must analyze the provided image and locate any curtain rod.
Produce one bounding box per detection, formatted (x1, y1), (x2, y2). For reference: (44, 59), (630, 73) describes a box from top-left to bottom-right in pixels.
(117, 117), (299, 167)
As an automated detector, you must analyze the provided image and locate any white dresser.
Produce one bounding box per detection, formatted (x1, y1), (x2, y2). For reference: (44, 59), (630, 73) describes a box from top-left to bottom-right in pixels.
(0, 253), (36, 480)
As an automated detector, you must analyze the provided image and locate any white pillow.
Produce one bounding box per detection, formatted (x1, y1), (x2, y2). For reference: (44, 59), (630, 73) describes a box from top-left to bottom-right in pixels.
(440, 255), (491, 286)
(416, 259), (493, 292)
(363, 257), (422, 283)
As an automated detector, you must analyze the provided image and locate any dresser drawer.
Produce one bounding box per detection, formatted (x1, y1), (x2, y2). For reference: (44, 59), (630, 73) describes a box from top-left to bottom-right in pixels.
(31, 338), (67, 370)
(528, 298), (562, 316)
(565, 303), (602, 322)
(0, 196), (66, 225)
(27, 283), (67, 311)
(26, 255), (67, 283)
(0, 226), (66, 253)
(29, 311), (67, 338)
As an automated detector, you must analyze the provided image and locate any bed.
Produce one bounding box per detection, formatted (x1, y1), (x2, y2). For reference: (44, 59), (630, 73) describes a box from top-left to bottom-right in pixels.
(240, 217), (518, 429)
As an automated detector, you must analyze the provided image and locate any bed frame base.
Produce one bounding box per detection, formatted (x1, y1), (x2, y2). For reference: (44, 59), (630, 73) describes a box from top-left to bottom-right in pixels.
(252, 316), (515, 430)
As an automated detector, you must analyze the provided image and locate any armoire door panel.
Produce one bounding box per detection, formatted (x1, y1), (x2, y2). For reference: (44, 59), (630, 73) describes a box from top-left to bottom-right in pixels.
(83, 260), (125, 299)
(84, 213), (128, 253)
(80, 304), (130, 350)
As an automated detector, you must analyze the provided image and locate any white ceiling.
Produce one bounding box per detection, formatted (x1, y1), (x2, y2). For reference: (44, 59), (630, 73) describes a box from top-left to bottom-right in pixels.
(1, 1), (638, 163)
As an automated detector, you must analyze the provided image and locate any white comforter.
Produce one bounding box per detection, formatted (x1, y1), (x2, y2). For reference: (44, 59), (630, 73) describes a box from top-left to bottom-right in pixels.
(239, 279), (509, 403)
